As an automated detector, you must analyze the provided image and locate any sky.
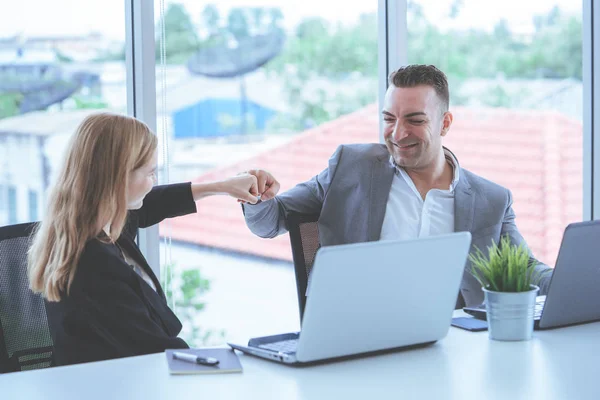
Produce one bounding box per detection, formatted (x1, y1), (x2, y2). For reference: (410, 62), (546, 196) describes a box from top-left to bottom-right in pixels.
(0, 0), (582, 40)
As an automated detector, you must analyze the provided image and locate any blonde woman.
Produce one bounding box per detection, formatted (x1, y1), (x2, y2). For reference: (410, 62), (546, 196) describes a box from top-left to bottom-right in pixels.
(28, 112), (260, 366)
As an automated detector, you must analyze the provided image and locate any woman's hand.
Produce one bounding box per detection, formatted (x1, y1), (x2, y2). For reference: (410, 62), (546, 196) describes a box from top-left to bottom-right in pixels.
(191, 175), (259, 203)
(222, 173), (261, 204)
(190, 170), (279, 204)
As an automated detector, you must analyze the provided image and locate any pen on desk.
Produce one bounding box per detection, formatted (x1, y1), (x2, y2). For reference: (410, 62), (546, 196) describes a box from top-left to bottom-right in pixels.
(172, 351), (220, 366)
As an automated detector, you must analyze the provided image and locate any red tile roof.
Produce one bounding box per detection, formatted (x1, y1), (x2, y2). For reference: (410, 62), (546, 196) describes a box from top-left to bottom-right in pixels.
(164, 104), (582, 266)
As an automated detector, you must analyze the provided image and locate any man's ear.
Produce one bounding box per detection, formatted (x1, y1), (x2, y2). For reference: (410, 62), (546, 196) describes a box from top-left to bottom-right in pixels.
(440, 111), (453, 137)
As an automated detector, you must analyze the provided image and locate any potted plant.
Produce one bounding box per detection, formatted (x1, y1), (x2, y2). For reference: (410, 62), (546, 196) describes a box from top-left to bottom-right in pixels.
(469, 235), (546, 341)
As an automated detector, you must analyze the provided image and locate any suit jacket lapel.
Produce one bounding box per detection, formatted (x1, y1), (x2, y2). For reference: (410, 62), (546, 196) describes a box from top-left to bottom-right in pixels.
(367, 155), (395, 242)
(454, 170), (475, 233)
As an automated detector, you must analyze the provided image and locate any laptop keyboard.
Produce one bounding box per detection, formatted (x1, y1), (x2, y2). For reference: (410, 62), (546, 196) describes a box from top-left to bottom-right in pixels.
(257, 339), (298, 354)
(534, 297), (546, 319)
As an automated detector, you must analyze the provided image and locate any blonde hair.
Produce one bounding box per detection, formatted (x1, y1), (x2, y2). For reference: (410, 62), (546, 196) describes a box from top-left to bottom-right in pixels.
(28, 112), (158, 301)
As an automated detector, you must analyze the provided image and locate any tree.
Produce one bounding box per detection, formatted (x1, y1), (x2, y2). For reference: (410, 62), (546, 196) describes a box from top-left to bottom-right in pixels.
(201, 4), (221, 37)
(156, 3), (199, 64)
(0, 93), (23, 119)
(54, 50), (74, 63)
(269, 7), (284, 30)
(163, 263), (224, 346)
(266, 12), (377, 79)
(295, 17), (329, 40)
(249, 7), (266, 34)
(449, 0), (464, 19)
(407, 5), (582, 81)
(493, 19), (511, 42)
(227, 8), (250, 42)
(93, 44), (126, 62)
(264, 12), (378, 129)
(525, 12), (582, 79)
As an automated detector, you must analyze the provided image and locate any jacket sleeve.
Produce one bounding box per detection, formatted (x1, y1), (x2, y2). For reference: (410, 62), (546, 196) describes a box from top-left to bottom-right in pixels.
(500, 190), (553, 295)
(242, 145), (344, 238)
(129, 182), (197, 230)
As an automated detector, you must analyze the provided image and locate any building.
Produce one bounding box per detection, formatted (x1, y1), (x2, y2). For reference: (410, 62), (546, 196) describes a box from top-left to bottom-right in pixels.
(0, 109), (99, 225)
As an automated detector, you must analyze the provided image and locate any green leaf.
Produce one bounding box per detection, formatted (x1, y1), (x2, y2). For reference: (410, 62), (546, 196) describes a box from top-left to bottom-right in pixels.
(468, 234), (540, 292)
(160, 261), (225, 347)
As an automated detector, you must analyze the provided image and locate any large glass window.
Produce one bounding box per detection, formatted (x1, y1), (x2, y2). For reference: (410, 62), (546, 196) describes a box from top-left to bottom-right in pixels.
(0, 0), (126, 225)
(407, 0), (582, 267)
(155, 1), (379, 346)
(7, 186), (16, 225)
(28, 189), (39, 222)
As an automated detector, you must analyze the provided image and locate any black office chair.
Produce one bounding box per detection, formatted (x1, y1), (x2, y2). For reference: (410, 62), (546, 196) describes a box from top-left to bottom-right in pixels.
(0, 317), (10, 373)
(286, 212), (320, 324)
(0, 222), (55, 373)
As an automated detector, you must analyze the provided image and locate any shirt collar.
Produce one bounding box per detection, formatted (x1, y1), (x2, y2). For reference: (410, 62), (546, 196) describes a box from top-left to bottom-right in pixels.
(389, 147), (460, 191)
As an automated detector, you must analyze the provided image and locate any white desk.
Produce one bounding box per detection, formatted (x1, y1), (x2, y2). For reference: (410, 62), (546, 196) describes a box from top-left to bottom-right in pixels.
(2, 313), (599, 400)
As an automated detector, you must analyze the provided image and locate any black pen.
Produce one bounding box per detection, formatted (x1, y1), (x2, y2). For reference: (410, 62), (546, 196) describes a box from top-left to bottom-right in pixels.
(172, 351), (220, 366)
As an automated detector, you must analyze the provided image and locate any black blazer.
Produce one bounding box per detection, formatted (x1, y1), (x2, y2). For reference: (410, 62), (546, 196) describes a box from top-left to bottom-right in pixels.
(45, 183), (197, 366)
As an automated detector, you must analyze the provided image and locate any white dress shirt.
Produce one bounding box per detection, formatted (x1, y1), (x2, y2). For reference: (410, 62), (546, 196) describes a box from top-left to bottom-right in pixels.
(379, 149), (460, 241)
(118, 244), (157, 292)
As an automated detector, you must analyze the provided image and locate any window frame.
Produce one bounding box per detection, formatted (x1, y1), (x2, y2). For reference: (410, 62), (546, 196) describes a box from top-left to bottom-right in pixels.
(584, 0), (597, 220)
(125, 0), (160, 274)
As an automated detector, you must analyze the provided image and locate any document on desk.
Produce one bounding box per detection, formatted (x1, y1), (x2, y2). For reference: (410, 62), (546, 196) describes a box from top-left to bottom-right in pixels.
(165, 348), (243, 375)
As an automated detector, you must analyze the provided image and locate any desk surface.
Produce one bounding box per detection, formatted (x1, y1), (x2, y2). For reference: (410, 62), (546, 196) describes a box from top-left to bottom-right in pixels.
(2, 312), (599, 400)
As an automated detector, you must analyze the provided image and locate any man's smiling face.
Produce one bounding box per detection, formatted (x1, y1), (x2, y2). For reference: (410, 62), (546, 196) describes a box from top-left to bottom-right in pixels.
(382, 84), (449, 170)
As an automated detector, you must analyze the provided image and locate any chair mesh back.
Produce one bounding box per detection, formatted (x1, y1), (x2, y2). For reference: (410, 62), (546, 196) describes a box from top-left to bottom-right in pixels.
(0, 223), (54, 372)
(0, 315), (9, 372)
(298, 222), (320, 278)
(287, 213), (320, 324)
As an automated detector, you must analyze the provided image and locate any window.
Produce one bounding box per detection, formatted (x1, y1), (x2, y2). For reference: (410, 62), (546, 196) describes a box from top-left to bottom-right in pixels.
(155, 1), (379, 346)
(0, 185), (5, 225)
(28, 189), (39, 221)
(8, 186), (17, 224)
(407, 0), (583, 267)
(0, 0), (127, 225)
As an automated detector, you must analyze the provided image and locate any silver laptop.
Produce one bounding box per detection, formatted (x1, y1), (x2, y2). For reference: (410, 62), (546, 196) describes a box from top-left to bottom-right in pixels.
(537, 220), (600, 329)
(464, 220), (600, 330)
(228, 232), (472, 365)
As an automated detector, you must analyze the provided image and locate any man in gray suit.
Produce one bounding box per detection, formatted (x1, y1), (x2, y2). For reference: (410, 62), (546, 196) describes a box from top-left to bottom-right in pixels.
(240, 64), (552, 307)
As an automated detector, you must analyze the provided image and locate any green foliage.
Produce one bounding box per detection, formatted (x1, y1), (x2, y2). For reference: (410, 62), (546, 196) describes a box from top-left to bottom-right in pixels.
(54, 50), (73, 63)
(227, 8), (250, 41)
(201, 4), (221, 37)
(156, 3), (200, 63)
(93, 45), (126, 62)
(0, 92), (23, 119)
(265, 13), (377, 79)
(72, 96), (109, 110)
(162, 263), (224, 347)
(469, 235), (547, 293)
(263, 12), (378, 129)
(407, 4), (582, 81)
(481, 85), (512, 108)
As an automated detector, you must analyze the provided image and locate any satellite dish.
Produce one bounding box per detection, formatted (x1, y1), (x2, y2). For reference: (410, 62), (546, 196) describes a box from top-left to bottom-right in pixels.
(187, 31), (285, 78)
(0, 61), (98, 115)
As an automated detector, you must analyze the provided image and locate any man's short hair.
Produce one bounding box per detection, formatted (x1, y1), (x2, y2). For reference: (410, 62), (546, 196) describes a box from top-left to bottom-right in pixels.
(388, 65), (449, 111)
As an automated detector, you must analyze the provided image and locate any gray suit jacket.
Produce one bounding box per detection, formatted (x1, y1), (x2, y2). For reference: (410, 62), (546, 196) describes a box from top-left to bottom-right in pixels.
(243, 143), (552, 306)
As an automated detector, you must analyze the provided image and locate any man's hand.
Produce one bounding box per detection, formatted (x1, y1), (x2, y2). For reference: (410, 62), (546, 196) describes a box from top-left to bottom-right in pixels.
(240, 169), (281, 203)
